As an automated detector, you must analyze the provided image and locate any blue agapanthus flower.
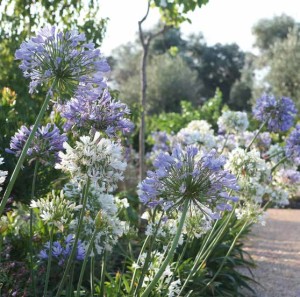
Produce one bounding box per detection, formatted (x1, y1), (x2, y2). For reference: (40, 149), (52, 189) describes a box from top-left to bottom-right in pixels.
(6, 123), (66, 165)
(138, 146), (239, 219)
(252, 94), (297, 132)
(39, 234), (85, 266)
(15, 26), (110, 97)
(285, 124), (300, 165)
(56, 89), (134, 137)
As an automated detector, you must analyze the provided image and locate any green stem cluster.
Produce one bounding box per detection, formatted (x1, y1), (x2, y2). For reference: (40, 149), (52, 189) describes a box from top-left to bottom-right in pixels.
(0, 81), (57, 217)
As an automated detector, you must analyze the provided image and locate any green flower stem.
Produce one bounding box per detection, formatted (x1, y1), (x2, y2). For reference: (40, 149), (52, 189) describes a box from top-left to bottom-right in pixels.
(99, 251), (106, 297)
(44, 226), (54, 296)
(129, 207), (161, 294)
(271, 156), (288, 172)
(91, 255), (95, 296)
(141, 199), (189, 297)
(29, 161), (39, 297)
(76, 230), (97, 297)
(200, 219), (249, 292)
(129, 234), (151, 293)
(55, 179), (90, 297)
(246, 121), (266, 152)
(166, 234), (190, 289)
(220, 134), (229, 154)
(133, 211), (165, 296)
(179, 208), (236, 295)
(0, 81), (57, 217)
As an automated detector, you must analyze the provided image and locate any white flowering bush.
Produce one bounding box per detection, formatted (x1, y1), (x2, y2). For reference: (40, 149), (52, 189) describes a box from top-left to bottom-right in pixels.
(0, 26), (299, 297)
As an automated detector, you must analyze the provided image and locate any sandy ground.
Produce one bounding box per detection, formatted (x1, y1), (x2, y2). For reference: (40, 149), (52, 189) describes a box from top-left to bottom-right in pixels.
(241, 209), (300, 297)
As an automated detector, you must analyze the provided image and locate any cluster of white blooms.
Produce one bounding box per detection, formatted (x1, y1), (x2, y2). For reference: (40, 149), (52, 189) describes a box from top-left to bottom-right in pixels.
(225, 148), (271, 204)
(56, 131), (126, 191)
(235, 202), (267, 226)
(265, 144), (286, 165)
(0, 156), (8, 193)
(184, 206), (213, 238)
(225, 148), (270, 181)
(265, 185), (289, 206)
(65, 182), (128, 255)
(133, 250), (177, 293)
(176, 120), (216, 149)
(142, 211), (184, 247)
(30, 190), (79, 231)
(273, 168), (300, 199)
(217, 110), (249, 134)
(168, 279), (181, 297)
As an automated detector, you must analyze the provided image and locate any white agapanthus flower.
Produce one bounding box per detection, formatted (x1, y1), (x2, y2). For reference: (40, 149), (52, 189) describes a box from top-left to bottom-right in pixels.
(225, 148), (270, 181)
(235, 202), (267, 226)
(176, 120), (216, 149)
(30, 190), (79, 230)
(0, 156), (8, 193)
(217, 110), (249, 133)
(65, 182), (128, 256)
(56, 132), (127, 191)
(168, 279), (181, 297)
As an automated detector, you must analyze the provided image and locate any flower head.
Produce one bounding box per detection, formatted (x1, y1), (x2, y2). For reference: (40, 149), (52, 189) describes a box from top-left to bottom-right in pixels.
(0, 156), (8, 193)
(285, 124), (300, 165)
(56, 89), (134, 137)
(30, 190), (79, 231)
(217, 110), (249, 134)
(252, 94), (297, 132)
(6, 123), (66, 165)
(138, 146), (239, 219)
(39, 234), (85, 265)
(56, 132), (126, 191)
(15, 26), (110, 96)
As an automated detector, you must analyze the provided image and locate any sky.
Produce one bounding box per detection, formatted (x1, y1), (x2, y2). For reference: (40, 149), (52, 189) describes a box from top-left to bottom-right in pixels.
(98, 0), (300, 55)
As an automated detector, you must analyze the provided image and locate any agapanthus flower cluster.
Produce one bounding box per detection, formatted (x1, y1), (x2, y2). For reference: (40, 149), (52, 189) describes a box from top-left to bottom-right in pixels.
(252, 94), (297, 132)
(56, 89), (134, 137)
(39, 234), (85, 266)
(15, 26), (109, 96)
(217, 110), (249, 133)
(285, 124), (300, 165)
(138, 146), (239, 219)
(273, 168), (300, 199)
(6, 123), (66, 165)
(56, 132), (126, 191)
(0, 156), (8, 193)
(30, 190), (79, 231)
(176, 120), (216, 149)
(64, 182), (128, 255)
(225, 148), (270, 181)
(225, 148), (271, 204)
(235, 202), (266, 226)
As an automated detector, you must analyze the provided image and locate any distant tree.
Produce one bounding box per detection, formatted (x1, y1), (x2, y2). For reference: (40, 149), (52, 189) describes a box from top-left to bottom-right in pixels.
(252, 14), (299, 53)
(112, 50), (200, 114)
(251, 15), (300, 108)
(229, 53), (256, 111)
(185, 37), (246, 105)
(265, 28), (300, 108)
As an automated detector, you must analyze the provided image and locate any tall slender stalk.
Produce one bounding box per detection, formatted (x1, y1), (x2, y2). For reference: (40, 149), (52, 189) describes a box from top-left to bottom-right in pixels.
(29, 161), (39, 297)
(178, 208), (236, 295)
(141, 200), (189, 297)
(99, 251), (106, 297)
(55, 179), (90, 297)
(200, 219), (249, 292)
(0, 81), (57, 217)
(44, 226), (54, 296)
(76, 231), (97, 296)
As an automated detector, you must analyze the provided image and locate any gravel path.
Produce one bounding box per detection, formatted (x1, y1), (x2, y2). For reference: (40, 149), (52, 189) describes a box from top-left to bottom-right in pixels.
(242, 209), (300, 297)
